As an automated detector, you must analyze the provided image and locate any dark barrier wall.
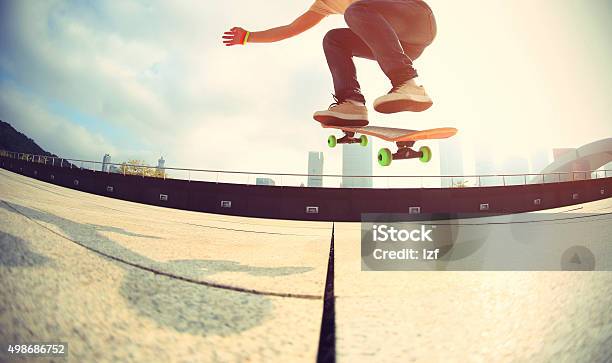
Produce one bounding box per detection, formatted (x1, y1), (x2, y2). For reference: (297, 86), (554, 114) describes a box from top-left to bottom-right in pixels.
(2, 157), (610, 222)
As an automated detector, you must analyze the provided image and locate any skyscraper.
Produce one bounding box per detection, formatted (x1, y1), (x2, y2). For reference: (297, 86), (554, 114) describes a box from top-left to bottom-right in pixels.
(308, 152), (324, 187)
(501, 156), (530, 184)
(342, 143), (372, 188)
(474, 147), (498, 186)
(256, 177), (276, 186)
(157, 156), (165, 170)
(529, 148), (551, 174)
(102, 154), (111, 172)
(501, 156), (530, 174)
(439, 137), (463, 188)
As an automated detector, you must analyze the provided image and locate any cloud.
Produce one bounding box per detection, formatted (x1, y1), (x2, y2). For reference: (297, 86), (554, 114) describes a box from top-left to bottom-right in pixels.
(0, 82), (116, 160)
(0, 0), (610, 177)
(0, 0), (341, 173)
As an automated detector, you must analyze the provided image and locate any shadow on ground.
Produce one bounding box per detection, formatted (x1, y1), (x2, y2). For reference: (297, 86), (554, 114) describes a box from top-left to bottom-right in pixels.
(0, 201), (314, 336)
(0, 232), (52, 267)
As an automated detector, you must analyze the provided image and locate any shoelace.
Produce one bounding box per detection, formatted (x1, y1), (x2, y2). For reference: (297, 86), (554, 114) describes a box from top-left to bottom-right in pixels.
(328, 94), (346, 110)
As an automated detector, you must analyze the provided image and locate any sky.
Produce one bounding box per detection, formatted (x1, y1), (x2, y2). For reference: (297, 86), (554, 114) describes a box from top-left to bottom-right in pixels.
(0, 0), (610, 183)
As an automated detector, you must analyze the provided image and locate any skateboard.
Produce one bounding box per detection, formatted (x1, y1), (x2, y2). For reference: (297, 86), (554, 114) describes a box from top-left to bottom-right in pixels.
(322, 124), (458, 166)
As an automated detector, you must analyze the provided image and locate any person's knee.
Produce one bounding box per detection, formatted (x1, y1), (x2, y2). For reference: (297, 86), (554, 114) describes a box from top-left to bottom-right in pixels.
(344, 1), (369, 25)
(323, 29), (345, 50)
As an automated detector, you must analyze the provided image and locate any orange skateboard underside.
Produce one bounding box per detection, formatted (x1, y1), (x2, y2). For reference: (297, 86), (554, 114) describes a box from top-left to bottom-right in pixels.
(322, 125), (458, 142)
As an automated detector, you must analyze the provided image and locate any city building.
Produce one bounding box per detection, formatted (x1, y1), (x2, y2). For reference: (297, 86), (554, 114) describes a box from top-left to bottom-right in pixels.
(307, 151), (324, 187)
(500, 156), (530, 185)
(102, 154), (111, 172)
(256, 177), (276, 186)
(501, 156), (530, 174)
(540, 139), (612, 179)
(474, 147), (498, 186)
(157, 156), (165, 171)
(439, 137), (463, 188)
(552, 148), (591, 180)
(342, 143), (372, 188)
(529, 148), (551, 174)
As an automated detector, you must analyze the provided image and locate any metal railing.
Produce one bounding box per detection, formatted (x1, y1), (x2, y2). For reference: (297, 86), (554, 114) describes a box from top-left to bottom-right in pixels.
(1, 149), (610, 189)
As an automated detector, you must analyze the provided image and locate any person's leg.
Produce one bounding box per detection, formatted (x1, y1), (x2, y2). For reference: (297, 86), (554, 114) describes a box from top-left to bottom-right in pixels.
(344, 0), (437, 113)
(344, 0), (436, 85)
(313, 28), (374, 126)
(322, 28), (375, 104)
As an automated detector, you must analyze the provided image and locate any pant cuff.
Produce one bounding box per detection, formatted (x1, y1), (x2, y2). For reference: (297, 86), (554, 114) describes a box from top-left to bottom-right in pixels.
(337, 91), (366, 104)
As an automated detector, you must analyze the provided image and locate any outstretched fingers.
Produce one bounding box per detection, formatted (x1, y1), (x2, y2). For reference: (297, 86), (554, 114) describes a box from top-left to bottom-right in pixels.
(221, 27), (247, 46)
(222, 31), (237, 46)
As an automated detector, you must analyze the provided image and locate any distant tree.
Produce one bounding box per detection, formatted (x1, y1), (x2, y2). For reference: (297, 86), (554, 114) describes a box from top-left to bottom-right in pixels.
(452, 180), (469, 188)
(120, 160), (166, 178)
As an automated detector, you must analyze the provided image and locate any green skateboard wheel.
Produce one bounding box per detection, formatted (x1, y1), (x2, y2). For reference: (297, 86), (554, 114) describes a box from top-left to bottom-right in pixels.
(328, 135), (337, 148)
(419, 146), (432, 163)
(359, 135), (368, 147)
(378, 148), (392, 167)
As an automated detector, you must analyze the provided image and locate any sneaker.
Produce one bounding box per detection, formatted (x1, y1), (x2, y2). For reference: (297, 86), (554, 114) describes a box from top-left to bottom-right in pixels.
(313, 97), (369, 127)
(373, 79), (433, 113)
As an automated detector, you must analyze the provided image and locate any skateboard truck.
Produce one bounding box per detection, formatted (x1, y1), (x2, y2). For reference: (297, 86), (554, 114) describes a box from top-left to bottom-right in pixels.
(378, 141), (431, 167)
(328, 131), (368, 148)
(328, 133), (431, 167)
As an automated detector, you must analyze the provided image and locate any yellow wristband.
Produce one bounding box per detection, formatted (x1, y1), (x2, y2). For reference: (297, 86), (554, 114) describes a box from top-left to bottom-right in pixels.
(243, 31), (250, 45)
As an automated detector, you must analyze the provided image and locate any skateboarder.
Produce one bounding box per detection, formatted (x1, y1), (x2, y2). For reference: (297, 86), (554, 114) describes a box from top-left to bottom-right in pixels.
(222, 0), (437, 127)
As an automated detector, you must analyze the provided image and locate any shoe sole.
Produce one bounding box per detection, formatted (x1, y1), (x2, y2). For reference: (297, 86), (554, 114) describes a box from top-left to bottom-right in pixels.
(314, 114), (369, 127)
(374, 99), (433, 114)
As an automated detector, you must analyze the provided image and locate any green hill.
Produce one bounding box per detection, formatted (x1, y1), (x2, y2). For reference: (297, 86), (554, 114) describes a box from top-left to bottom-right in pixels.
(0, 120), (57, 157)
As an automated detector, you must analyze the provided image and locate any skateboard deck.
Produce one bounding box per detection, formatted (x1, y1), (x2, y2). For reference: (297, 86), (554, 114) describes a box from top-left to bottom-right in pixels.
(321, 124), (458, 166)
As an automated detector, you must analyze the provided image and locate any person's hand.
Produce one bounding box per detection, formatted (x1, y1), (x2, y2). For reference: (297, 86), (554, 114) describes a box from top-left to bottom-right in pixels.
(222, 27), (249, 46)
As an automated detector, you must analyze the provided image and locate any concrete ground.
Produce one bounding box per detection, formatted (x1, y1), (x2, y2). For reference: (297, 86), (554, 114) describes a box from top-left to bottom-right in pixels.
(1, 168), (611, 362)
